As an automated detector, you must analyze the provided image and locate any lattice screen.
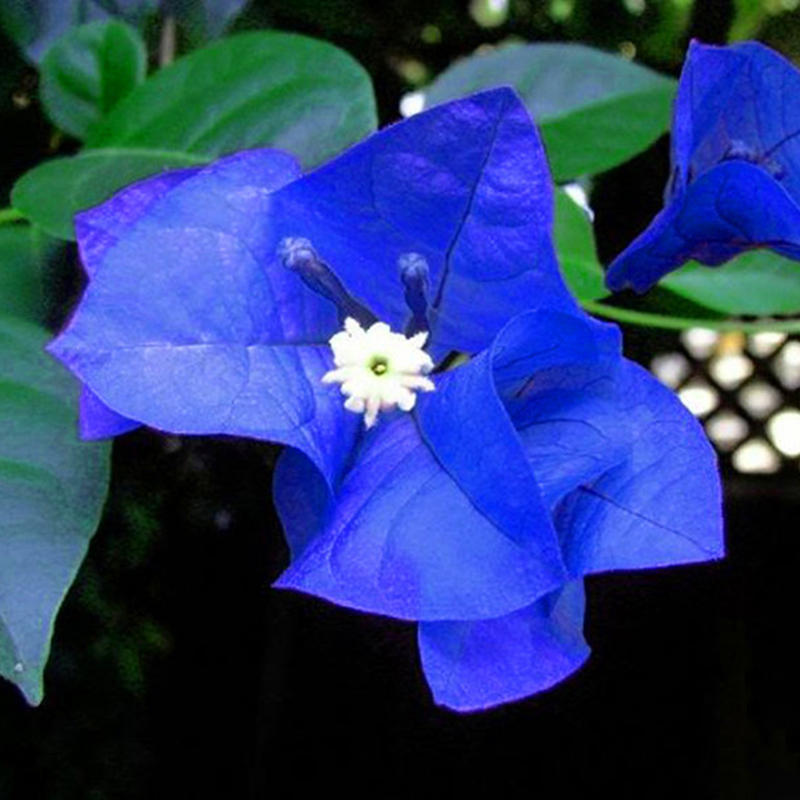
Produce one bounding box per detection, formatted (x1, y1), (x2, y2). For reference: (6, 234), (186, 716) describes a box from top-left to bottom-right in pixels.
(649, 329), (800, 474)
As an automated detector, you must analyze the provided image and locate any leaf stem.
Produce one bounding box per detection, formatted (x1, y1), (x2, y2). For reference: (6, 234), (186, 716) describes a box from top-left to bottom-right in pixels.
(581, 299), (800, 333)
(159, 15), (176, 67)
(0, 207), (24, 225)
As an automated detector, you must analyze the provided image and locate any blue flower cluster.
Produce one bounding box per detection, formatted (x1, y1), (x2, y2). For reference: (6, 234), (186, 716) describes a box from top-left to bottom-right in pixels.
(51, 77), (727, 709)
(607, 41), (800, 292)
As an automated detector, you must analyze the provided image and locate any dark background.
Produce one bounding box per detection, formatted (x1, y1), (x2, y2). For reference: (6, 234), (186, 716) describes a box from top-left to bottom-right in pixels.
(2, 1), (800, 797)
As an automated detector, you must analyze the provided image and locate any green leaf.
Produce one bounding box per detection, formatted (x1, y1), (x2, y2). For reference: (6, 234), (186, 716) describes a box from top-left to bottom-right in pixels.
(729, 0), (768, 42)
(0, 226), (51, 321)
(0, 1), (245, 63)
(11, 148), (207, 240)
(424, 43), (676, 181)
(14, 32), (377, 241)
(0, 0), (116, 63)
(39, 20), (146, 140)
(581, 299), (800, 333)
(86, 31), (378, 169)
(661, 250), (800, 317)
(553, 188), (607, 302)
(0, 314), (110, 704)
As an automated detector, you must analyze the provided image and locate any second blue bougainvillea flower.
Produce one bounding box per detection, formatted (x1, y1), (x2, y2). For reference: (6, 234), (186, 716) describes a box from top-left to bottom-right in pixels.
(606, 40), (800, 293)
(49, 88), (723, 711)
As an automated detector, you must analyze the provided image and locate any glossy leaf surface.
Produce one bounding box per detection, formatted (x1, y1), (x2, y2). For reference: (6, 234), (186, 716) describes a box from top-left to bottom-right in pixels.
(85, 31), (378, 169)
(425, 43), (675, 180)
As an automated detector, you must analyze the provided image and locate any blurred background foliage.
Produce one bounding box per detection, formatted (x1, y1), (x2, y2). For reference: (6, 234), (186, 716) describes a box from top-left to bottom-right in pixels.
(2, 1), (800, 797)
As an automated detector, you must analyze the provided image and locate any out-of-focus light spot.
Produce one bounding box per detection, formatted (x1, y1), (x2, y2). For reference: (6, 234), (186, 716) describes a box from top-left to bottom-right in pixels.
(773, 341), (800, 389)
(769, 0), (800, 11)
(562, 182), (594, 221)
(623, 0), (646, 15)
(400, 91), (426, 117)
(421, 24), (442, 44)
(650, 352), (690, 388)
(681, 327), (719, 359)
(678, 379), (719, 417)
(709, 353), (753, 389)
(748, 331), (786, 357)
(163, 436), (182, 453)
(549, 0), (574, 21)
(214, 509), (233, 531)
(739, 381), (782, 419)
(767, 408), (800, 457)
(706, 411), (748, 451)
(619, 41), (637, 60)
(732, 438), (781, 473)
(717, 331), (745, 355)
(393, 57), (428, 85)
(12, 90), (32, 109)
(470, 0), (509, 27)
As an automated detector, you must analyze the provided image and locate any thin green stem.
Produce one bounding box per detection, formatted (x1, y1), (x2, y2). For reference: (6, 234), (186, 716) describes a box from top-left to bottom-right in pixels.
(581, 299), (800, 333)
(0, 207), (24, 225)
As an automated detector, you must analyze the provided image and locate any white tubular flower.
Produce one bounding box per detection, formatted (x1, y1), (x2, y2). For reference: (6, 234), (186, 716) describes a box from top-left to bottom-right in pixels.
(322, 317), (435, 428)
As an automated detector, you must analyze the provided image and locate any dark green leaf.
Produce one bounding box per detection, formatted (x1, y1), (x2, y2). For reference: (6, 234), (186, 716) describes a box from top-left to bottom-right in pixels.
(661, 250), (800, 317)
(85, 31), (378, 169)
(11, 148), (207, 240)
(729, 0), (768, 42)
(0, 314), (110, 704)
(0, 226), (53, 321)
(424, 43), (676, 181)
(553, 189), (607, 302)
(40, 20), (146, 140)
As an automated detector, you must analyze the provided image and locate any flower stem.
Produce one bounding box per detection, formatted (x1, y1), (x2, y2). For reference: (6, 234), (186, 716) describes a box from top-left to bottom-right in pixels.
(581, 299), (800, 333)
(0, 207), (24, 225)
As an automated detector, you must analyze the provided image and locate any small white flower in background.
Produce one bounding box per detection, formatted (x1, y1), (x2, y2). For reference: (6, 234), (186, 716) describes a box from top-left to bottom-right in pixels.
(322, 317), (435, 428)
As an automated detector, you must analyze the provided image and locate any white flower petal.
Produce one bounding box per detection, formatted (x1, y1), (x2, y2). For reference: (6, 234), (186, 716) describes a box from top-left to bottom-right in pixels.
(324, 317), (436, 427)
